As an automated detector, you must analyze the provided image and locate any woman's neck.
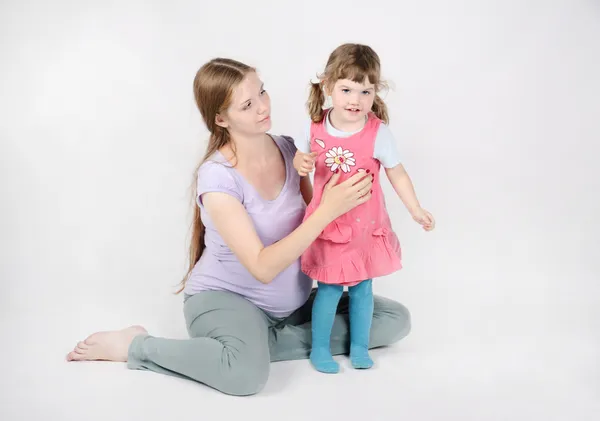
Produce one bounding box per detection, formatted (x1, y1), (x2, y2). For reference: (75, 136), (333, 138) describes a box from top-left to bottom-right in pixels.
(222, 132), (275, 168)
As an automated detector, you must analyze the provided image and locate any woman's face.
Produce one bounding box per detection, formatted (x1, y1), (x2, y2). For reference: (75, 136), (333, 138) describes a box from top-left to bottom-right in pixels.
(217, 71), (271, 136)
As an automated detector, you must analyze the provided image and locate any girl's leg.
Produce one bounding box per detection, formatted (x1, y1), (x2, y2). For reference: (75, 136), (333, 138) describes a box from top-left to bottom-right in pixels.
(67, 291), (271, 396)
(268, 289), (411, 364)
(348, 279), (374, 369)
(309, 282), (344, 373)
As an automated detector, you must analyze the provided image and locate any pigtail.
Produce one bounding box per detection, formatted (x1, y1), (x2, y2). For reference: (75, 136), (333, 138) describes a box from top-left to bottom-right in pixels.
(307, 82), (326, 123)
(372, 94), (389, 125)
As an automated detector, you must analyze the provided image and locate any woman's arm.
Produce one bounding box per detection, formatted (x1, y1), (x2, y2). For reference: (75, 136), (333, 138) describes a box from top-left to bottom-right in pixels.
(202, 171), (373, 284)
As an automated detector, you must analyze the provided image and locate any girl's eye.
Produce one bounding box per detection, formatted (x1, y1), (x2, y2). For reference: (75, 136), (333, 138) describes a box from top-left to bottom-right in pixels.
(260, 89), (266, 95)
(362, 91), (371, 95)
(244, 102), (252, 110)
(342, 89), (350, 93)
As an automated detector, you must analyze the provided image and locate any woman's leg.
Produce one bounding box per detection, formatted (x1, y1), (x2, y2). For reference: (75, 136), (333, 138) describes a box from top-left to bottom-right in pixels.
(268, 288), (411, 364)
(67, 291), (271, 396)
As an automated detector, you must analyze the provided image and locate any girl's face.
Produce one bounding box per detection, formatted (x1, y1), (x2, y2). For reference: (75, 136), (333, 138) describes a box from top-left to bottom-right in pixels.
(327, 78), (376, 125)
(217, 71), (271, 136)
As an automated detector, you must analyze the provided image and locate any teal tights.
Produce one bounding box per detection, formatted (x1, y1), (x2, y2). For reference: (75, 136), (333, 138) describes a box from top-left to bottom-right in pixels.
(310, 279), (374, 373)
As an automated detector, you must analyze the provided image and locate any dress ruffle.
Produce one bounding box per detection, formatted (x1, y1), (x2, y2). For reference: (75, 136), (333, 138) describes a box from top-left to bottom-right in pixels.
(301, 226), (402, 286)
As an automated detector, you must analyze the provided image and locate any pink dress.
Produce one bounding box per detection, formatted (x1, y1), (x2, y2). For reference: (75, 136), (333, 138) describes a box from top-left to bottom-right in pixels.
(301, 109), (402, 287)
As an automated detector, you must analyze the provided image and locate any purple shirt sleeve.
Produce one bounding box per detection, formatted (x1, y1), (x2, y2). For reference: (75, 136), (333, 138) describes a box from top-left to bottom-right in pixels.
(277, 134), (298, 155)
(196, 160), (243, 206)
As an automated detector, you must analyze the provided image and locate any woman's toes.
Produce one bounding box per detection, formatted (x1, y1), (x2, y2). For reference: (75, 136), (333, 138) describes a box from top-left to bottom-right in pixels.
(67, 351), (81, 361)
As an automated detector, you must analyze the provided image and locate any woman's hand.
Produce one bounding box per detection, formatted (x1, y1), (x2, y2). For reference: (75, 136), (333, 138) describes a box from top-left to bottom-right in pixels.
(318, 170), (373, 221)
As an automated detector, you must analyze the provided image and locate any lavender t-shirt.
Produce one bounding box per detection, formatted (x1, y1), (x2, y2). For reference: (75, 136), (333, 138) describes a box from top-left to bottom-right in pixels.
(183, 135), (313, 317)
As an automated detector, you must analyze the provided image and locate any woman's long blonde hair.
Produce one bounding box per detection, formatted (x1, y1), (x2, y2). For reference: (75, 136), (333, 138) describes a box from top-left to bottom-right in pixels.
(176, 58), (254, 294)
(307, 43), (389, 124)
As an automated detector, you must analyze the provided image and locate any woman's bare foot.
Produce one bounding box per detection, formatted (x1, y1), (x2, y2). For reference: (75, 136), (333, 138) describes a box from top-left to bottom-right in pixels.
(66, 325), (148, 362)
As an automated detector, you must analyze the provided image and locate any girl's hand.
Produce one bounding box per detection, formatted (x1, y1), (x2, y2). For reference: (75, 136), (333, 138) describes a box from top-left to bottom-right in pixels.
(293, 151), (317, 177)
(319, 170), (373, 221)
(412, 208), (435, 231)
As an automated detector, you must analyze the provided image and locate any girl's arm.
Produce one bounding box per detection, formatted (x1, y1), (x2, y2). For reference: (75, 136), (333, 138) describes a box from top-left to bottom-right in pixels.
(385, 164), (421, 214)
(300, 175), (314, 205)
(202, 171), (373, 284)
(385, 164), (435, 231)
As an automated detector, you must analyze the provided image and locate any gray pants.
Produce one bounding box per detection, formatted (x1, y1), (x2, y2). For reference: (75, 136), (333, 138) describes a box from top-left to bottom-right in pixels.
(127, 288), (411, 396)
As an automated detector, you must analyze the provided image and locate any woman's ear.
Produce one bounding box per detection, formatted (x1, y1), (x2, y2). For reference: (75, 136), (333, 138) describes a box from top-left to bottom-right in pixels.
(215, 113), (228, 129)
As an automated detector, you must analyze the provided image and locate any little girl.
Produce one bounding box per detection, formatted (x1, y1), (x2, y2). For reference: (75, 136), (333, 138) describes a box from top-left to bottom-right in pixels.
(293, 43), (435, 374)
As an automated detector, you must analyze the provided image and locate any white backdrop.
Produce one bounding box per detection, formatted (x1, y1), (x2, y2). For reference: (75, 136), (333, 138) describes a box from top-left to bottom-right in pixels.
(1, 0), (599, 420)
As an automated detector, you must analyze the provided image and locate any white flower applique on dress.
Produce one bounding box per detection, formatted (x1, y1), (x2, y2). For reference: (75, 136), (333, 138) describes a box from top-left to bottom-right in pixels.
(324, 146), (356, 173)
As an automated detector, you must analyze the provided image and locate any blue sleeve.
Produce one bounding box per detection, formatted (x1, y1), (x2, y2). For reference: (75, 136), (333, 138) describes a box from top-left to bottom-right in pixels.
(373, 124), (401, 168)
(293, 120), (312, 154)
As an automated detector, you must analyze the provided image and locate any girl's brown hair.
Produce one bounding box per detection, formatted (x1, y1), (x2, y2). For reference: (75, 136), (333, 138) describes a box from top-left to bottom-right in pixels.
(307, 43), (389, 124)
(176, 58), (254, 293)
